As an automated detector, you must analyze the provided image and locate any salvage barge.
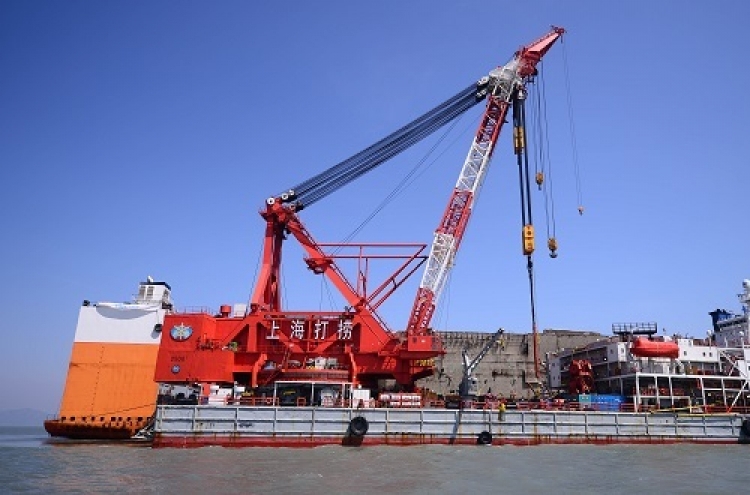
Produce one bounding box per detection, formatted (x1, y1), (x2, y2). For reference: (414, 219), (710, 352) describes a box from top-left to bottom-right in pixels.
(45, 275), (750, 446)
(46, 27), (750, 446)
(150, 278), (750, 446)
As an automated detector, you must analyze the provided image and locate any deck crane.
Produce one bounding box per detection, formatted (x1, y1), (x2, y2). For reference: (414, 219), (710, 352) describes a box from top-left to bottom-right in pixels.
(458, 328), (506, 399)
(154, 28), (566, 395)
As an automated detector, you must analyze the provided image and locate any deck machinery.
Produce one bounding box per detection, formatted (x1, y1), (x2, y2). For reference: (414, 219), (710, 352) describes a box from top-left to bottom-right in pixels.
(154, 28), (566, 395)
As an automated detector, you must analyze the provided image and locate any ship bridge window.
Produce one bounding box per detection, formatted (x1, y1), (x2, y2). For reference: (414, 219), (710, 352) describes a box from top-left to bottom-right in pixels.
(146, 286), (154, 299)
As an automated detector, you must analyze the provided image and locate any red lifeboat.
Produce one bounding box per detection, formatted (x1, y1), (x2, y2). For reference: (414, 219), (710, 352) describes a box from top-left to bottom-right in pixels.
(630, 338), (679, 359)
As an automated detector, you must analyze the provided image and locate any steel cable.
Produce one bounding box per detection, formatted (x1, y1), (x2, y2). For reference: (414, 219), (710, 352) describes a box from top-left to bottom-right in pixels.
(303, 96), (478, 205)
(291, 83), (478, 197)
(300, 94), (476, 203)
(285, 83), (484, 206)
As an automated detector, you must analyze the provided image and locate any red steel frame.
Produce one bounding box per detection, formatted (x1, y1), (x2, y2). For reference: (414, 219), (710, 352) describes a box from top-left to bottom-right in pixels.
(156, 201), (442, 390)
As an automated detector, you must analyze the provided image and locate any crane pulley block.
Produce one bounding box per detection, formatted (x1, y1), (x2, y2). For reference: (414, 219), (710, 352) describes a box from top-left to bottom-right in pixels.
(522, 224), (535, 255)
(513, 126), (526, 154)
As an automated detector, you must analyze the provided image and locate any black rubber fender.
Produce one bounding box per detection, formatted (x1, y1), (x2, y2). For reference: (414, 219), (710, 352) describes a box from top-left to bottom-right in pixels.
(741, 419), (750, 438)
(349, 416), (369, 437)
(477, 430), (492, 445)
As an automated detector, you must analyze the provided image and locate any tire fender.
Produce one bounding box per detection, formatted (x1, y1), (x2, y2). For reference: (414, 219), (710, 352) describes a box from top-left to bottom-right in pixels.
(477, 430), (492, 445)
(349, 416), (369, 437)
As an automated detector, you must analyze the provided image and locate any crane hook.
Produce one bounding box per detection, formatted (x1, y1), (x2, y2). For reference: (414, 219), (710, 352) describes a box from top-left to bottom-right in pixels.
(548, 237), (558, 258)
(535, 171), (544, 190)
(577, 205), (584, 216)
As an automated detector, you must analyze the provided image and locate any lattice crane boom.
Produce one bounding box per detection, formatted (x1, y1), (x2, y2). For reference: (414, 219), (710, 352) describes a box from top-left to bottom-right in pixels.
(406, 27), (565, 338)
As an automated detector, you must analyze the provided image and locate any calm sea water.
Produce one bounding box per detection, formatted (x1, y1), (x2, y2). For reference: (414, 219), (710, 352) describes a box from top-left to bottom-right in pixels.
(1, 426), (749, 494)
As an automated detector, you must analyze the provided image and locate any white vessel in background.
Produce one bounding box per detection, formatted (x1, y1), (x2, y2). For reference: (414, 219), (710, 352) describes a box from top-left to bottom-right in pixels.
(547, 280), (750, 414)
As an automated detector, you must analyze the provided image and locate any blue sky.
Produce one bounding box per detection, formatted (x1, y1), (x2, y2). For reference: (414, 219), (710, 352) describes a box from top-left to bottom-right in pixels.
(2, 2), (749, 413)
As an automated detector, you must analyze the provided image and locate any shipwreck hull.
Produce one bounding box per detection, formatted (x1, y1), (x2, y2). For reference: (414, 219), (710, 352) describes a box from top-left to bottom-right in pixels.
(44, 419), (147, 440)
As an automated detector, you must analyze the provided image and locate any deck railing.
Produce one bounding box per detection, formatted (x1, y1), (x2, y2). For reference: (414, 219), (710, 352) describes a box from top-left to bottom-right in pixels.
(193, 394), (750, 415)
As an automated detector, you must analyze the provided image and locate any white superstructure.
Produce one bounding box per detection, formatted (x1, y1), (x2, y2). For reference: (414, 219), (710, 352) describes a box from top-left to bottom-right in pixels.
(74, 279), (171, 344)
(547, 279), (750, 413)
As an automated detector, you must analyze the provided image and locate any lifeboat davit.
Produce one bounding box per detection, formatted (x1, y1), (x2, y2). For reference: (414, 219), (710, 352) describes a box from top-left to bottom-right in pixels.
(630, 338), (679, 359)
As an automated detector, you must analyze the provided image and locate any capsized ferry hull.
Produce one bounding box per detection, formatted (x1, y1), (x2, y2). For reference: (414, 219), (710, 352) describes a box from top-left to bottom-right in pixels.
(43, 420), (143, 440)
(45, 280), (170, 440)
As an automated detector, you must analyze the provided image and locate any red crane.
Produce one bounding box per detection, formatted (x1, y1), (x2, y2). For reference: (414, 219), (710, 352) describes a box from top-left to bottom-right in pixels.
(154, 27), (565, 394)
